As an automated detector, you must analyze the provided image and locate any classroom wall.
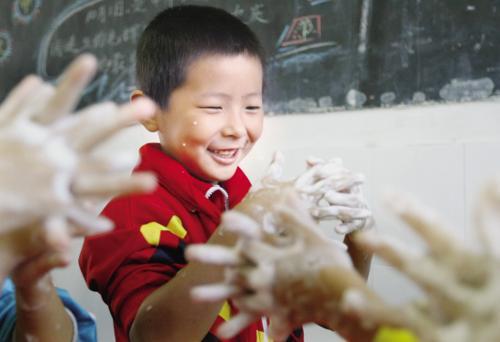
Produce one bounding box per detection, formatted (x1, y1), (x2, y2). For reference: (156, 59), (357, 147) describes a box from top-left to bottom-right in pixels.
(52, 99), (500, 341)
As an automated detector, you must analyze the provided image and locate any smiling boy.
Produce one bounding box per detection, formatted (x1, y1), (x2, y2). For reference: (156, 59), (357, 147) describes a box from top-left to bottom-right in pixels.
(79, 5), (304, 342)
(140, 53), (264, 183)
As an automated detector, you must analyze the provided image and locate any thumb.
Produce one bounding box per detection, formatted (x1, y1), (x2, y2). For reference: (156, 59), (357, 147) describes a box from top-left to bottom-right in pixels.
(262, 151), (285, 185)
(12, 251), (70, 286)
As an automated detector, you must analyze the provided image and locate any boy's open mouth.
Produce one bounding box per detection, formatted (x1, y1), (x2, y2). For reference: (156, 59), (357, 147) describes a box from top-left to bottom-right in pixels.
(207, 148), (240, 164)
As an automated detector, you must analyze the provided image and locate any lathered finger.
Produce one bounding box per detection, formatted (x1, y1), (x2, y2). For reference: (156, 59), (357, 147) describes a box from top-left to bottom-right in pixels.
(325, 190), (364, 207)
(386, 192), (461, 259)
(217, 312), (258, 340)
(70, 98), (157, 152)
(191, 283), (241, 302)
(221, 211), (262, 239)
(476, 177), (500, 258)
(305, 156), (326, 167)
(341, 289), (429, 337)
(354, 230), (419, 270)
(66, 207), (114, 235)
(314, 160), (348, 179)
(240, 238), (282, 265)
(273, 205), (322, 240)
(333, 173), (366, 192)
(295, 168), (350, 192)
(44, 215), (71, 249)
(0, 75), (42, 125)
(301, 173), (365, 195)
(336, 220), (367, 234)
(77, 154), (140, 174)
(311, 206), (371, 221)
(17, 82), (55, 122)
(355, 231), (472, 310)
(238, 263), (274, 291)
(72, 172), (157, 198)
(185, 244), (241, 266)
(35, 54), (97, 124)
(262, 151), (285, 185)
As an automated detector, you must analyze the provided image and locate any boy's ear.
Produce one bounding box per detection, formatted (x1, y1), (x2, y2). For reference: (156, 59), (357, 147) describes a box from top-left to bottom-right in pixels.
(131, 89), (159, 132)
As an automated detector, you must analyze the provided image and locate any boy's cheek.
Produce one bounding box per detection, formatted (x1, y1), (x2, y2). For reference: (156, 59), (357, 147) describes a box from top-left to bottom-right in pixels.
(255, 114), (265, 134)
(249, 123), (264, 142)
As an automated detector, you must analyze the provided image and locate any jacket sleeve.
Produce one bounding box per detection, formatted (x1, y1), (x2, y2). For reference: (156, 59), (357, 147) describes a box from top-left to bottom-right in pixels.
(79, 194), (188, 336)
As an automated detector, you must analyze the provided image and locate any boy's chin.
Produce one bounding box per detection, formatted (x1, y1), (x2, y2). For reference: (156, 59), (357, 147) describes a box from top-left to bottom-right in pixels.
(199, 166), (237, 183)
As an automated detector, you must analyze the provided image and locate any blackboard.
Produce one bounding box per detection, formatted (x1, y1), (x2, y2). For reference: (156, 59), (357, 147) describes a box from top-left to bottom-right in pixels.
(1, 0), (500, 114)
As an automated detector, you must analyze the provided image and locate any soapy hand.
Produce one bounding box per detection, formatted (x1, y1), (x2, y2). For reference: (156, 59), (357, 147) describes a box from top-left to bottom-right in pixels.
(0, 54), (157, 261)
(262, 152), (373, 234)
(343, 181), (500, 342)
(187, 185), (374, 341)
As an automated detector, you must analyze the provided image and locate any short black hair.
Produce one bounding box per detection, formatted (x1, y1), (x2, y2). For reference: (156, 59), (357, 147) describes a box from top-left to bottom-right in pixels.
(136, 5), (266, 109)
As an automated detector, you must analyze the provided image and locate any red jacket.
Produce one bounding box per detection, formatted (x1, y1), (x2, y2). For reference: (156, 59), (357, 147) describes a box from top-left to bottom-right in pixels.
(79, 143), (303, 342)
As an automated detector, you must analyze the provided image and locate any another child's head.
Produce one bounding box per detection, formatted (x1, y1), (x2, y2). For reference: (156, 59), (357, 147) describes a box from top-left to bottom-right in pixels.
(135, 5), (265, 183)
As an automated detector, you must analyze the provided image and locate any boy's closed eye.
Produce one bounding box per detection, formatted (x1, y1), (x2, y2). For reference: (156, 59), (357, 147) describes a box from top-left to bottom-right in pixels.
(197, 106), (261, 113)
(198, 106), (223, 113)
(246, 106), (261, 111)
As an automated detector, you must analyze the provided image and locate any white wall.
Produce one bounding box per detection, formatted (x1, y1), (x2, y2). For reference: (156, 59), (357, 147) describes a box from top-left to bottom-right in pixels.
(53, 99), (500, 341)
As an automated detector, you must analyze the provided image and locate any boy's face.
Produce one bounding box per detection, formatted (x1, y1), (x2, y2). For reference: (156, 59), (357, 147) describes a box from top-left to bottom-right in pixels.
(155, 53), (264, 182)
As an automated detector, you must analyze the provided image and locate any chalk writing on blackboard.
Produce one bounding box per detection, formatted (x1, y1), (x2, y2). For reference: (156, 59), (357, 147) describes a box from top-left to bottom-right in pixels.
(281, 16), (322, 47)
(12, 0), (42, 24)
(307, 0), (333, 6)
(37, 0), (171, 104)
(1, 1), (500, 113)
(231, 3), (269, 24)
(0, 31), (12, 64)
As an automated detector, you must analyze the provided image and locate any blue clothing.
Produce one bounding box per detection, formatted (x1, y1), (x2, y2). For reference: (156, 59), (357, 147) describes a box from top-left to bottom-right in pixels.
(0, 278), (97, 341)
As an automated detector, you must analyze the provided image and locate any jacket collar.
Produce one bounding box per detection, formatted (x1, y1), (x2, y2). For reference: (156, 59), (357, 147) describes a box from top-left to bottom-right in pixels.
(134, 143), (251, 218)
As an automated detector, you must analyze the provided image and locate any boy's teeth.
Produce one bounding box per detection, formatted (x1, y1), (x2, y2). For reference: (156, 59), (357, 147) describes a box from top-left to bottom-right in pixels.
(211, 149), (236, 158)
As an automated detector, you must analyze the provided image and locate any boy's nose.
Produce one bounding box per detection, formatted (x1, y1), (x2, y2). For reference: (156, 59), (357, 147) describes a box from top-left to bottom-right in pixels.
(221, 111), (245, 138)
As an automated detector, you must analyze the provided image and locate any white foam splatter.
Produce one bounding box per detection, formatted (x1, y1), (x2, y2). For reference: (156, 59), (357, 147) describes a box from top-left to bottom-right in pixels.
(439, 78), (494, 102)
